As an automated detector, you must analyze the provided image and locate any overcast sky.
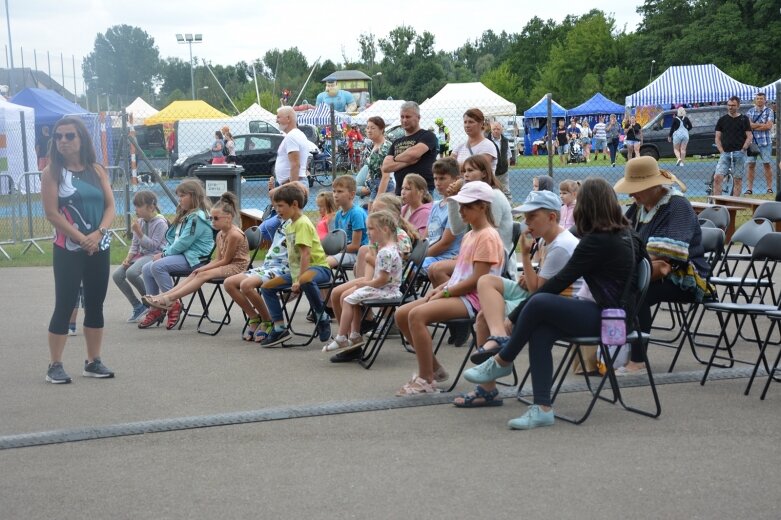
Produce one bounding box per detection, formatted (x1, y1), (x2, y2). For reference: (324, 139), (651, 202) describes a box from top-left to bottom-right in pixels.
(4, 1), (643, 80)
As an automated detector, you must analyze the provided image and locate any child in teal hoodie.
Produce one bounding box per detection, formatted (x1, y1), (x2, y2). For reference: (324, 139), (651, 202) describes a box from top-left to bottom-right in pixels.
(139, 178), (215, 329)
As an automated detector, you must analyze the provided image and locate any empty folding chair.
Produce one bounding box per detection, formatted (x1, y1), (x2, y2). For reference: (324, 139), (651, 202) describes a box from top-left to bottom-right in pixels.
(714, 217), (773, 279)
(755, 310), (781, 400)
(698, 232), (781, 387)
(698, 205), (730, 233)
(698, 218), (716, 229)
(752, 201), (781, 225)
(517, 258), (661, 425)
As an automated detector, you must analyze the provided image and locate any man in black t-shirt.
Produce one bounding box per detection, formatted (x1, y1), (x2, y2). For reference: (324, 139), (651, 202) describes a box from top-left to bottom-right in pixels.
(382, 101), (438, 195)
(714, 96), (752, 196)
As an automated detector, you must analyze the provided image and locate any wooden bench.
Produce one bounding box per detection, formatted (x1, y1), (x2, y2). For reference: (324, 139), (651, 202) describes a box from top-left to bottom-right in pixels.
(690, 202), (742, 241)
(240, 208), (267, 231)
(706, 195), (781, 232)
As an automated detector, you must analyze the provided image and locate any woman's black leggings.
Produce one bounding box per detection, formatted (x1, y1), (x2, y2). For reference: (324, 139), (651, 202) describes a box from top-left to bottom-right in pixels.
(49, 246), (110, 335)
(499, 293), (601, 407)
(633, 279), (697, 362)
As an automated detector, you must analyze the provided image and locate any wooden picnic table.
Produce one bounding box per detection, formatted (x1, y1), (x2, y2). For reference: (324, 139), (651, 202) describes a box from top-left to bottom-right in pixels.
(706, 195), (781, 232)
(690, 201), (743, 241)
(240, 208), (266, 230)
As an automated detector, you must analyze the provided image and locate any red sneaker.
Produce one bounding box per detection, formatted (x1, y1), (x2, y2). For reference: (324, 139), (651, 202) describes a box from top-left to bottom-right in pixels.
(138, 307), (166, 329)
(166, 300), (183, 330)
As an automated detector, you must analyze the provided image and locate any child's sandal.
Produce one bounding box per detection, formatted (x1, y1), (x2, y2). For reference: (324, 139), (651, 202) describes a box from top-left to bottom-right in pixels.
(243, 317), (261, 341)
(453, 386), (503, 408)
(144, 294), (173, 310)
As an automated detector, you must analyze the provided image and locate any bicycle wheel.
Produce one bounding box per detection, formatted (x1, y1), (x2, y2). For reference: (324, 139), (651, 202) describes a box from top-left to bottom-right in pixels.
(314, 170), (333, 187)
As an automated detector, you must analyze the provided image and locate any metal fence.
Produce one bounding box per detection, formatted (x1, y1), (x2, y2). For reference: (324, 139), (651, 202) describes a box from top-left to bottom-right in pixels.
(2, 88), (779, 260)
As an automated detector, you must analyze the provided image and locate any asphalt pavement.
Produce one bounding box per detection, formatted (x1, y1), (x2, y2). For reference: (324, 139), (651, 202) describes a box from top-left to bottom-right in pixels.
(1, 266), (780, 519)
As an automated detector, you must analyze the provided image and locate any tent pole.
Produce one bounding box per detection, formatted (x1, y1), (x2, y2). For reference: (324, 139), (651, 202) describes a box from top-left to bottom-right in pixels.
(292, 56), (320, 108)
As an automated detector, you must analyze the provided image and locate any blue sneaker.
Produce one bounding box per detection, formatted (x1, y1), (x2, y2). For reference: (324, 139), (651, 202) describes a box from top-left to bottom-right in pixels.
(507, 405), (555, 430)
(316, 317), (332, 342)
(463, 357), (513, 384)
(127, 303), (149, 323)
(260, 327), (291, 348)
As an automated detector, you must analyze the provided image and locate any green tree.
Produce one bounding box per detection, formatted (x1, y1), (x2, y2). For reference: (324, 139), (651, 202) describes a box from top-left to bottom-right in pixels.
(82, 25), (161, 105)
(481, 63), (525, 107)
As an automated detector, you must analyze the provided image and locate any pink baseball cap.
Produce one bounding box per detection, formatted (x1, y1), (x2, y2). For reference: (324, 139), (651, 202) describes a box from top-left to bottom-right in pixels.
(449, 181), (494, 204)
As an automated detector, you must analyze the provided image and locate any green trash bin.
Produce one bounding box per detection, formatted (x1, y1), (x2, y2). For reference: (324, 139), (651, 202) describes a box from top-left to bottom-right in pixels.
(193, 164), (244, 207)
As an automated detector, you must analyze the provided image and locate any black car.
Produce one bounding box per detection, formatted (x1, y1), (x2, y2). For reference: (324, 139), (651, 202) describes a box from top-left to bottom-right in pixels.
(171, 133), (284, 178)
(620, 104), (754, 160)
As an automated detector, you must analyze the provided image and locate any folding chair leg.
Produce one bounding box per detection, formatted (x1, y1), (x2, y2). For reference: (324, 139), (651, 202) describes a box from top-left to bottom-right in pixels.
(196, 284), (233, 336)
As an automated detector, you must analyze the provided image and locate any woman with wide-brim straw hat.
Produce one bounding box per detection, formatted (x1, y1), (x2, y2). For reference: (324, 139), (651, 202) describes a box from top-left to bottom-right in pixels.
(613, 156), (712, 375)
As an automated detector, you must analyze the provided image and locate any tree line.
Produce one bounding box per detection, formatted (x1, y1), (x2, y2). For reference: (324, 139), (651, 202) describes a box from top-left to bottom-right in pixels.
(81, 0), (781, 116)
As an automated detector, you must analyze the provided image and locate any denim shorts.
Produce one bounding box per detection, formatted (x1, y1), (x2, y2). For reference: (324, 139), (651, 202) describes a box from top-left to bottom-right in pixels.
(746, 143), (773, 164)
(593, 138), (606, 150)
(716, 151), (746, 179)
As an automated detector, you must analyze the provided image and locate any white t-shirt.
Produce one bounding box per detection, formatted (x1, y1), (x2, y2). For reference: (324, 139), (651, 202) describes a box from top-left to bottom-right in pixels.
(538, 229), (582, 296)
(275, 128), (310, 183)
(452, 138), (498, 172)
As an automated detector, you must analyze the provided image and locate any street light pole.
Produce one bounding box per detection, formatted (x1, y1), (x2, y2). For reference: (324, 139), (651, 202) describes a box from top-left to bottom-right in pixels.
(649, 59), (656, 83)
(4, 0), (14, 95)
(176, 33), (202, 100)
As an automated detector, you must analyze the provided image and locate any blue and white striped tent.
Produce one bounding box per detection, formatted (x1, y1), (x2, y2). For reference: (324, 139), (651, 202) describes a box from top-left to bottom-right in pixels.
(295, 104), (352, 126)
(625, 64), (759, 107)
(759, 79), (781, 101)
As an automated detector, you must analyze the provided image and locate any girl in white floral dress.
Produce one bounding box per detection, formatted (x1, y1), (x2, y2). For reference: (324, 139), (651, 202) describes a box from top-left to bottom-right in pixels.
(324, 210), (403, 354)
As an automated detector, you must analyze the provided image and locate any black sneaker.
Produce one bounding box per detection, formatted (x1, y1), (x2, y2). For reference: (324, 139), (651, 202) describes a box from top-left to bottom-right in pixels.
(83, 357), (115, 378)
(316, 318), (332, 342)
(46, 362), (71, 384)
(329, 346), (362, 363)
(260, 327), (291, 348)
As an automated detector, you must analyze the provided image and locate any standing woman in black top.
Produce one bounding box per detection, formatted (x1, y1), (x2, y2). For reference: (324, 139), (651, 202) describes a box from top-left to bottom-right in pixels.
(41, 117), (116, 384)
(623, 114), (642, 160)
(464, 177), (645, 430)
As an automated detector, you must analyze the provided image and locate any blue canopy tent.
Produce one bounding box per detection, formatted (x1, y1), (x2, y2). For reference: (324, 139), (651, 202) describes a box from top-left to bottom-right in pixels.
(11, 88), (112, 166)
(568, 92), (624, 116)
(522, 96), (567, 156)
(625, 64), (758, 107)
(759, 78), (781, 100)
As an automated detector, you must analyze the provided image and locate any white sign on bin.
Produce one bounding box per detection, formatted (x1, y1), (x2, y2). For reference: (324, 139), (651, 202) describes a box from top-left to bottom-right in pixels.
(205, 180), (228, 197)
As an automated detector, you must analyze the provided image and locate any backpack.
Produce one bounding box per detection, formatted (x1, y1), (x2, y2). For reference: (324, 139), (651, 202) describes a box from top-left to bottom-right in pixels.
(222, 139), (230, 156)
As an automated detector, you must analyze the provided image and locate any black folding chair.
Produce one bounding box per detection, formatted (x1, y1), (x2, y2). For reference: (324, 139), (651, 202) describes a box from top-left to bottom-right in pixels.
(752, 201), (781, 224)
(190, 226), (263, 336)
(698, 205), (730, 232)
(279, 229), (347, 348)
(358, 239), (428, 369)
(699, 233), (781, 388)
(755, 310), (781, 400)
(714, 217), (773, 279)
(517, 258), (661, 425)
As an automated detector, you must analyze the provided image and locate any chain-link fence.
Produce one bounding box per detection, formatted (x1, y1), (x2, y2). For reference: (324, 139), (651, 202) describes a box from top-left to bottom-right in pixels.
(2, 86), (779, 261)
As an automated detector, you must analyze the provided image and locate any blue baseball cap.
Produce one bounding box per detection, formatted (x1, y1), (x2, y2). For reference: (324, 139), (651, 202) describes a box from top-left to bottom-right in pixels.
(512, 190), (562, 214)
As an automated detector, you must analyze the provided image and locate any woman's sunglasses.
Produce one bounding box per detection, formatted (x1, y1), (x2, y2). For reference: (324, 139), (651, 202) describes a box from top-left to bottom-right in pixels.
(54, 132), (77, 141)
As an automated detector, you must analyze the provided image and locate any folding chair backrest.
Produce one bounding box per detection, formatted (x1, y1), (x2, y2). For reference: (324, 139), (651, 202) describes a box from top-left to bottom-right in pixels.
(751, 232), (781, 262)
(698, 206), (730, 232)
(699, 227), (725, 278)
(508, 221), (523, 256)
(629, 258), (652, 330)
(699, 218), (716, 229)
(753, 202), (781, 223)
(260, 204), (274, 222)
(321, 228), (347, 256)
(407, 238), (428, 266)
(730, 218), (773, 248)
(244, 225), (263, 267)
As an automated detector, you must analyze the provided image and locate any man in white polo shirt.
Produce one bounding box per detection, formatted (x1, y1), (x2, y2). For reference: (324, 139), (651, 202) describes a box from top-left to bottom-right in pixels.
(268, 106), (310, 196)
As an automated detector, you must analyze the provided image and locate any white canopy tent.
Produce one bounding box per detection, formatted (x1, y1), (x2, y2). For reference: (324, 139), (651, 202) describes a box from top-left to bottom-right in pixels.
(351, 100), (407, 127)
(125, 97), (158, 125)
(235, 103), (278, 124)
(420, 82), (516, 149)
(0, 98), (37, 194)
(625, 64), (759, 107)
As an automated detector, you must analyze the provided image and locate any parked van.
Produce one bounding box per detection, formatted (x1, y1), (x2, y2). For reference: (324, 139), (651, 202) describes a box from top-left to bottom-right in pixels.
(622, 104), (753, 160)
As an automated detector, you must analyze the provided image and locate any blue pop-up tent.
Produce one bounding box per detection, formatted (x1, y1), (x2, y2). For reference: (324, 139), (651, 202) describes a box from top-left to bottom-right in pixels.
(568, 92), (624, 116)
(11, 88), (112, 166)
(523, 96), (567, 156)
(11, 88), (88, 126)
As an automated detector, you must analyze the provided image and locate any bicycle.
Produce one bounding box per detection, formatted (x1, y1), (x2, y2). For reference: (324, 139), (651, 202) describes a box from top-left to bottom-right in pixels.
(308, 150), (333, 187)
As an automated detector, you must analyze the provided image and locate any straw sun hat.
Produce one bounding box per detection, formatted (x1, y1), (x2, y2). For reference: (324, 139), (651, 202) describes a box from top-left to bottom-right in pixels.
(613, 156), (687, 194)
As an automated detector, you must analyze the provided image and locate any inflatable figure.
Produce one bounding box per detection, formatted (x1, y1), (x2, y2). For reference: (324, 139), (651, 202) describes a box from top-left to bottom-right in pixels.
(316, 80), (357, 112)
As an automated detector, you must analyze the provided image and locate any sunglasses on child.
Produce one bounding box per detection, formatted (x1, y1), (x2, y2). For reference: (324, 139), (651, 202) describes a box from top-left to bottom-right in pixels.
(54, 132), (77, 141)
(208, 215), (223, 221)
